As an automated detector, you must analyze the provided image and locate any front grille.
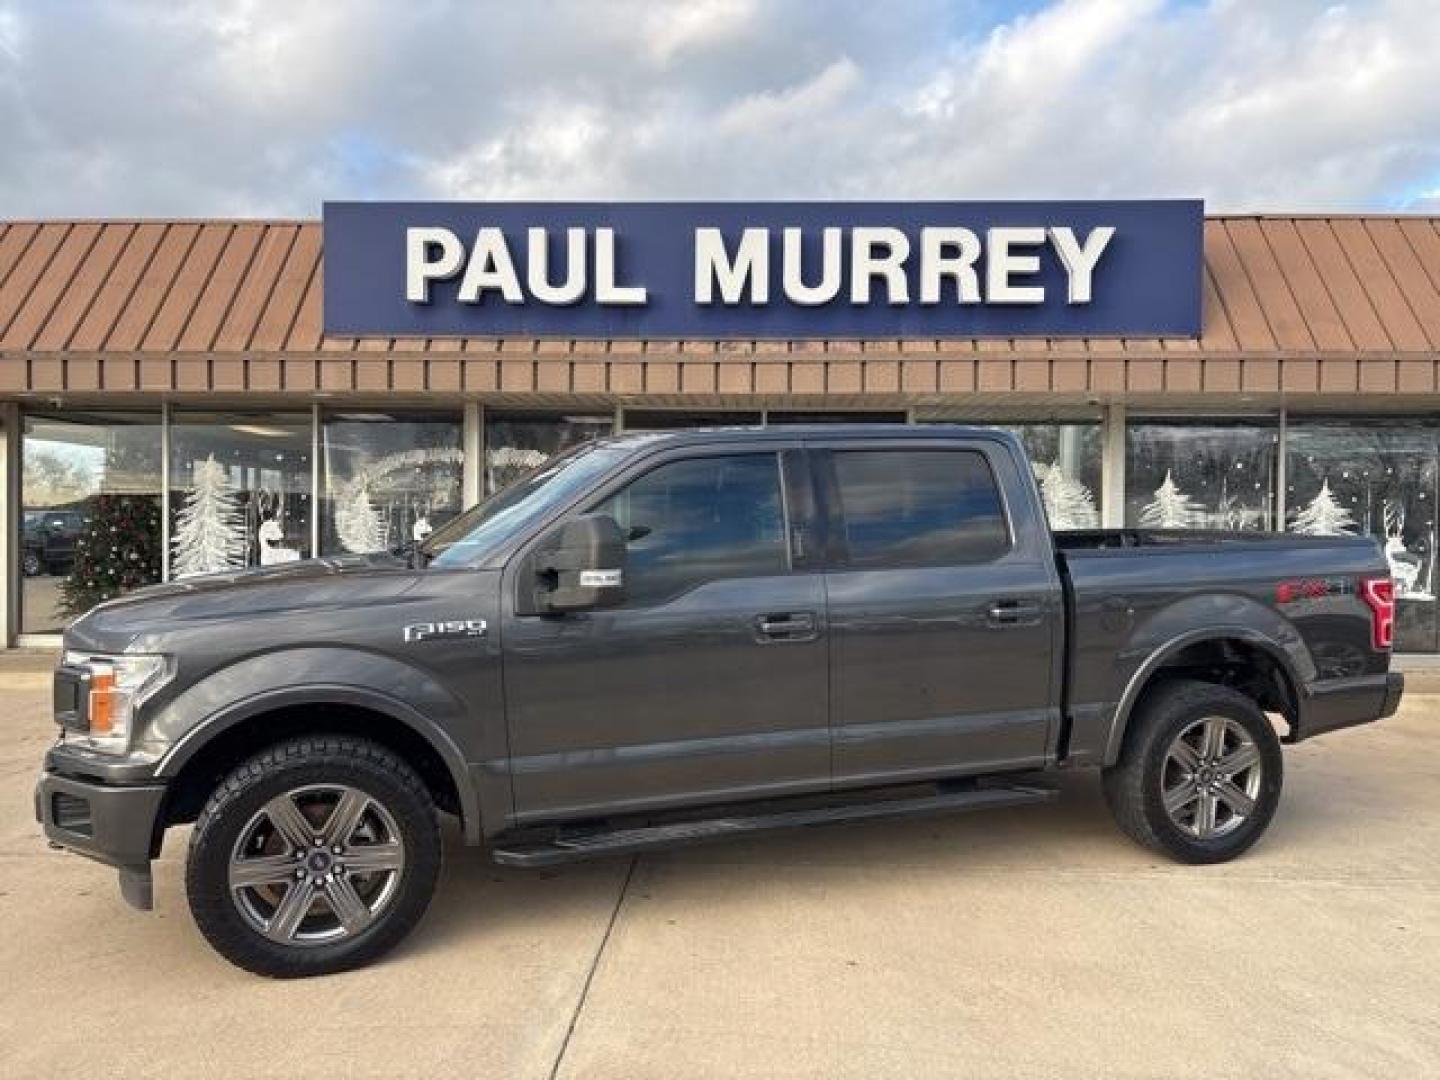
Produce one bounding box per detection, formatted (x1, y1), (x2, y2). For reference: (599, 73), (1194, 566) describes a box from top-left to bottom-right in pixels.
(52, 792), (92, 836)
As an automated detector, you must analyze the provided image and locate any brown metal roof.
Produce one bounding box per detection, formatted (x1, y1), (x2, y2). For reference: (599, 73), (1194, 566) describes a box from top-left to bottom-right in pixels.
(1, 216), (1438, 400)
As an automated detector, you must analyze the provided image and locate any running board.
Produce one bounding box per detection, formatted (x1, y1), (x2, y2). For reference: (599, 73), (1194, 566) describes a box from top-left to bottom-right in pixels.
(489, 782), (1056, 868)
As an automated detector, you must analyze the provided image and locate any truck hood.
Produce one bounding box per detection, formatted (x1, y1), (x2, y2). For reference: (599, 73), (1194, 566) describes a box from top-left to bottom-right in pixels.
(65, 555), (429, 652)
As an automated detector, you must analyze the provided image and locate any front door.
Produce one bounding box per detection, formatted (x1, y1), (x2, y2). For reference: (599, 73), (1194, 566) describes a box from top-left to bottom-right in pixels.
(501, 445), (830, 822)
(817, 438), (1063, 787)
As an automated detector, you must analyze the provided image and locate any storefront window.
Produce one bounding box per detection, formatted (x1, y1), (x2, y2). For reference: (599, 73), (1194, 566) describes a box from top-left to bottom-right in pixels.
(767, 411), (908, 424)
(168, 413), (312, 577)
(921, 420), (1102, 530)
(21, 412), (162, 633)
(1004, 423), (1102, 530)
(622, 410), (762, 430)
(1287, 422), (1438, 653)
(1126, 421), (1277, 532)
(484, 412), (612, 495)
(321, 413), (463, 555)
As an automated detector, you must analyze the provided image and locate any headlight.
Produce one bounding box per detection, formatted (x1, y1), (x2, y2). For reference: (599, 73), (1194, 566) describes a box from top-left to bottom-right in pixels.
(61, 652), (172, 755)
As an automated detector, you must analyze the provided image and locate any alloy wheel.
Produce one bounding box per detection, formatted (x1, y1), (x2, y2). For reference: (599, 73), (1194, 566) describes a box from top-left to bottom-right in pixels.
(1160, 715), (1264, 840)
(228, 784), (406, 945)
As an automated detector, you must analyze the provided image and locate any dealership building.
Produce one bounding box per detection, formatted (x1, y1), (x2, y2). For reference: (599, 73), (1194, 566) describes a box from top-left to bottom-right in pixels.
(3, 205), (1440, 653)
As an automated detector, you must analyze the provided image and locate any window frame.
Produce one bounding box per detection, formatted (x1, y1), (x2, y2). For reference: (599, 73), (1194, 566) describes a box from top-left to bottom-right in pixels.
(811, 439), (1021, 572)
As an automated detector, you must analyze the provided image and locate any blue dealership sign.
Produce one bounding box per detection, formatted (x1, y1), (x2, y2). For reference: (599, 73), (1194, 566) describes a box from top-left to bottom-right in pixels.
(323, 200), (1203, 339)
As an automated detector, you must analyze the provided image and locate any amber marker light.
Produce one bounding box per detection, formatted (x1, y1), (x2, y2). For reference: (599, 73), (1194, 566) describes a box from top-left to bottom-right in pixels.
(87, 664), (117, 735)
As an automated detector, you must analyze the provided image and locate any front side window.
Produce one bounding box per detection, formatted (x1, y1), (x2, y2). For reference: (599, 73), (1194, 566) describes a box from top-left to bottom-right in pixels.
(833, 449), (1009, 569)
(594, 454), (788, 606)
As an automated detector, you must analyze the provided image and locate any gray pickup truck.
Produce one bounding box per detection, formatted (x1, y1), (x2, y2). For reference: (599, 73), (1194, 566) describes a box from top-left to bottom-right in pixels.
(36, 426), (1402, 976)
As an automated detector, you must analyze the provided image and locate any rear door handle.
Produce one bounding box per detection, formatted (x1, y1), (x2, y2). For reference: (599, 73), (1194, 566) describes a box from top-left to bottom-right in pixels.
(754, 611), (818, 642)
(986, 599), (1044, 628)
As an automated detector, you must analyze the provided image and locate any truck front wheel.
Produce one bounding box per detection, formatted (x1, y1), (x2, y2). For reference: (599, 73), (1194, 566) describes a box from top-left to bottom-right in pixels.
(1102, 680), (1283, 864)
(185, 735), (442, 977)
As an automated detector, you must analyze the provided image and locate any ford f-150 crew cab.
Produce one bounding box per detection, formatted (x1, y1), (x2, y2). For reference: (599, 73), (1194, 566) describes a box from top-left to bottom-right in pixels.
(35, 426), (1403, 976)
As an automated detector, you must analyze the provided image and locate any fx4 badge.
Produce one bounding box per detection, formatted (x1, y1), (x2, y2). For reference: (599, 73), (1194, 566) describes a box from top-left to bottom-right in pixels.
(403, 619), (487, 643)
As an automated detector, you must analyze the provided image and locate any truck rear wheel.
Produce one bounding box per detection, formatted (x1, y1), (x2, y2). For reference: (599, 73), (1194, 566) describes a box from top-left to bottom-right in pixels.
(185, 735), (441, 977)
(1102, 680), (1283, 864)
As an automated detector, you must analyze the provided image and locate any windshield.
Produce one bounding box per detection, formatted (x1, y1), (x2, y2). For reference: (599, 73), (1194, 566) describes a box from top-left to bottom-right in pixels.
(424, 441), (629, 567)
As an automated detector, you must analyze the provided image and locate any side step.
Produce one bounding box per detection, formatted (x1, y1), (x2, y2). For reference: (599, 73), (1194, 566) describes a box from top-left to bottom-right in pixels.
(490, 781), (1056, 868)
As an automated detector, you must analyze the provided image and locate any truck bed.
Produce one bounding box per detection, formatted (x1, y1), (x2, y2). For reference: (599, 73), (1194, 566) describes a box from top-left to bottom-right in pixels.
(1051, 527), (1390, 764)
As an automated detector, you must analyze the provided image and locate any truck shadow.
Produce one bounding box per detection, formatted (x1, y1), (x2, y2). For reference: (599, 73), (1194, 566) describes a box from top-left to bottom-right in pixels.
(402, 772), (1113, 960)
(401, 759), (1413, 962)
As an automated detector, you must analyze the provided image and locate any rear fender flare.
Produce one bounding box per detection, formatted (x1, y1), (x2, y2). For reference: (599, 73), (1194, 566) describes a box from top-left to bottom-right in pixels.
(1102, 625), (1306, 767)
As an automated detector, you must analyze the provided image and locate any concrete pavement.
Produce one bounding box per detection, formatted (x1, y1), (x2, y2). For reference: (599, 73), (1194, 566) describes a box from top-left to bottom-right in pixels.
(1, 652), (1437, 1078)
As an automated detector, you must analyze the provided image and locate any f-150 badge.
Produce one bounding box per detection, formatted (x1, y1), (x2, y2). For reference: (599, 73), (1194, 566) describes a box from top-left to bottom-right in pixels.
(403, 619), (487, 643)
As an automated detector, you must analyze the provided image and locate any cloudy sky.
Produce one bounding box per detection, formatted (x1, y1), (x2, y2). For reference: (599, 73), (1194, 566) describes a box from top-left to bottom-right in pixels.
(1, 0), (1438, 217)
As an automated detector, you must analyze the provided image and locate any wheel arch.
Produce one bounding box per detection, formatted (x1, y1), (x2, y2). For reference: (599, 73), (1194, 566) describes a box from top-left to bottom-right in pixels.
(1102, 627), (1303, 767)
(155, 687), (481, 843)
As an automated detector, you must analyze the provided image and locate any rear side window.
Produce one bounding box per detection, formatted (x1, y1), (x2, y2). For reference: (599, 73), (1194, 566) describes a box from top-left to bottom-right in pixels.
(832, 449), (1010, 569)
(595, 453), (788, 605)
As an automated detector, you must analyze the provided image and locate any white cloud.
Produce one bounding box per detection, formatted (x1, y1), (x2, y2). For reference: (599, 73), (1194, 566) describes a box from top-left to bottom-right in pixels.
(0, 0), (1437, 216)
(642, 0), (759, 65)
(0, 7), (23, 64)
(428, 103), (629, 200)
(714, 57), (862, 137)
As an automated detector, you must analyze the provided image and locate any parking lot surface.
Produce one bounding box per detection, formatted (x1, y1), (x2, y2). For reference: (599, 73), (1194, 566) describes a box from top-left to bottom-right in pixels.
(2, 650), (1437, 1078)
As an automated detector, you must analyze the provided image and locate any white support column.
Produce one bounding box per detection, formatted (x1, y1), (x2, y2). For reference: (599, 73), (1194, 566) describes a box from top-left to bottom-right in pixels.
(1100, 402), (1126, 528)
(0, 403), (20, 647)
(462, 402), (483, 507)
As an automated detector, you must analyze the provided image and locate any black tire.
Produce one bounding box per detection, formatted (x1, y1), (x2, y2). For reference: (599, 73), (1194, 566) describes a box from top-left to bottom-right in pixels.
(1102, 680), (1283, 864)
(186, 735), (441, 978)
(21, 551), (41, 577)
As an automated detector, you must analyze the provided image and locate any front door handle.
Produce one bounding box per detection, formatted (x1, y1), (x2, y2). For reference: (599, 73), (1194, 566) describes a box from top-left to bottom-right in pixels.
(986, 599), (1044, 628)
(754, 611), (818, 642)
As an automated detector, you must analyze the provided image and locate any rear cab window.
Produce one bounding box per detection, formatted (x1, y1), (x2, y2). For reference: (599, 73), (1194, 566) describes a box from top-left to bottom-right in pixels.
(829, 448), (1011, 569)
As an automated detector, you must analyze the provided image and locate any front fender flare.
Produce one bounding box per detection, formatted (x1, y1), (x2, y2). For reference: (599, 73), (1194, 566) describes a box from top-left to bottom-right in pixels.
(1101, 625), (1305, 767)
(147, 649), (488, 842)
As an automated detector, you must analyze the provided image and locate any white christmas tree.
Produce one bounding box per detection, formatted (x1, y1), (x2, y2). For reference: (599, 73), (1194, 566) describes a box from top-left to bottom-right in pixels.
(1139, 470), (1202, 529)
(335, 476), (388, 554)
(172, 455), (246, 577)
(1290, 479), (1357, 536)
(1040, 460), (1099, 529)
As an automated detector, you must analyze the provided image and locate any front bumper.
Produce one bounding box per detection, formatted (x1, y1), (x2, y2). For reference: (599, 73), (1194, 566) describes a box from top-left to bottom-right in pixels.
(1289, 671), (1404, 743)
(34, 766), (166, 910)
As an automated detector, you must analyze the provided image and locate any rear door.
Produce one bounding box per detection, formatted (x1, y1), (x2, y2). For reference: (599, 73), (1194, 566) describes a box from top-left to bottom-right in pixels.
(816, 435), (1063, 787)
(501, 441), (831, 821)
